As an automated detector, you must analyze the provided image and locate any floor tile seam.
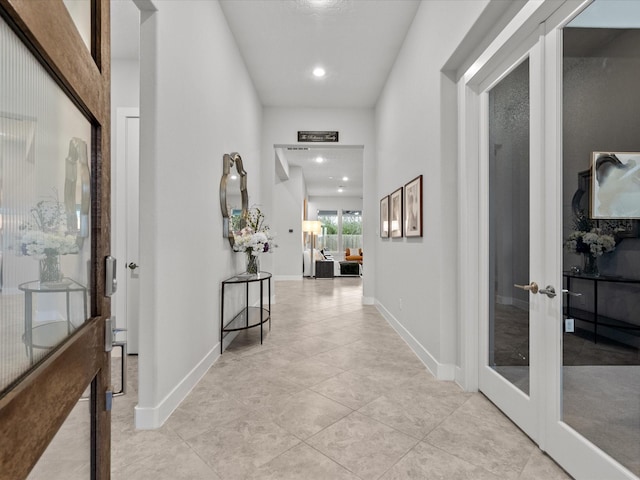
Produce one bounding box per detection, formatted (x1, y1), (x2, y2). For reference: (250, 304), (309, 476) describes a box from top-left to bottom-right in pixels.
(516, 446), (545, 479)
(373, 440), (422, 480)
(282, 368), (346, 389)
(242, 439), (308, 477)
(456, 394), (532, 431)
(448, 406), (535, 446)
(306, 386), (359, 413)
(356, 392), (459, 439)
(183, 426), (304, 478)
(183, 437), (236, 480)
(419, 440), (505, 478)
(110, 451), (160, 474)
(354, 401), (429, 443)
(421, 435), (523, 479)
(300, 439), (367, 479)
(175, 402), (273, 443)
(270, 399), (354, 442)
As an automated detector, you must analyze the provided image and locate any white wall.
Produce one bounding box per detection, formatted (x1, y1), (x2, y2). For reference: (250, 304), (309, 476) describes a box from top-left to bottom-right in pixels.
(374, 0), (489, 379)
(136, 0), (262, 428)
(262, 107), (375, 302)
(111, 59), (140, 112)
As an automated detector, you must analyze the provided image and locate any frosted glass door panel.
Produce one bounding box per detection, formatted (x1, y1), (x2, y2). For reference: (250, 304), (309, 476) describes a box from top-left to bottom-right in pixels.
(0, 18), (92, 391)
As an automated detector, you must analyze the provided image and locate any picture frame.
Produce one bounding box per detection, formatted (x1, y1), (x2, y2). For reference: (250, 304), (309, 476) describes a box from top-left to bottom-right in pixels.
(404, 175), (423, 237)
(380, 195), (390, 238)
(390, 187), (403, 238)
(571, 168), (639, 238)
(591, 152), (640, 219)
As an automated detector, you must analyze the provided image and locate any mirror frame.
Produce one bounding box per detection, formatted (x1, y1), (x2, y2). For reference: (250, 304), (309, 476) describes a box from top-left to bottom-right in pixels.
(64, 137), (91, 249)
(220, 152), (248, 247)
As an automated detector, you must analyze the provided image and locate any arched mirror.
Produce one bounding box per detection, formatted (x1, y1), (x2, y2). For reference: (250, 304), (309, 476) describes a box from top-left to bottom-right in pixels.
(64, 137), (91, 249)
(220, 152), (248, 247)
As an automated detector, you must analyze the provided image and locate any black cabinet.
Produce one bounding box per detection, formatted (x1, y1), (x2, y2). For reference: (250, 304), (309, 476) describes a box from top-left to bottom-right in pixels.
(315, 261), (334, 278)
(564, 272), (640, 343)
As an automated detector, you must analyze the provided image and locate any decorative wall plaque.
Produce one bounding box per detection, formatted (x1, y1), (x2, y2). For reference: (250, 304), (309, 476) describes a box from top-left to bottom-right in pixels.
(297, 131), (339, 142)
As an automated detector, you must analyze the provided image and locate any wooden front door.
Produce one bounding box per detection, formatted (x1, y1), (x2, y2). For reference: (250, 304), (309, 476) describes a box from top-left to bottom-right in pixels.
(0, 1), (111, 478)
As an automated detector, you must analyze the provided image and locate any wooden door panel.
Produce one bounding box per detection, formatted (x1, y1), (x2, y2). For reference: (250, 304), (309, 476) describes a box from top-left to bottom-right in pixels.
(0, 1), (111, 478)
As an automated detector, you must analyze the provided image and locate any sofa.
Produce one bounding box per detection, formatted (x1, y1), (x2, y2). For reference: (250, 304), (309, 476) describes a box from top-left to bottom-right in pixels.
(345, 248), (363, 264)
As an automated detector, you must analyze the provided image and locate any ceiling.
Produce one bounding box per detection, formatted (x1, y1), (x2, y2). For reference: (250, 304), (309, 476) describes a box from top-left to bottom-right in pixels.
(219, 0), (420, 108)
(276, 146), (363, 197)
(111, 0), (421, 198)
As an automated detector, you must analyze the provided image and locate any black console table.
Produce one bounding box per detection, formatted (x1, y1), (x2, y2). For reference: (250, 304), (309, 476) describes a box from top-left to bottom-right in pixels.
(563, 272), (640, 343)
(221, 272), (271, 353)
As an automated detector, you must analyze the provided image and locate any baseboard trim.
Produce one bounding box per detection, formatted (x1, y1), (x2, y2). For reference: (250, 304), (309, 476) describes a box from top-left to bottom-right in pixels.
(375, 300), (456, 381)
(134, 345), (219, 429)
(455, 365), (466, 390)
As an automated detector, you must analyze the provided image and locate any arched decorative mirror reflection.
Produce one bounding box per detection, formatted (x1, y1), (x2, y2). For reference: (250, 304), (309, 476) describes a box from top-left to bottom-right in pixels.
(220, 152), (248, 247)
(64, 137), (91, 249)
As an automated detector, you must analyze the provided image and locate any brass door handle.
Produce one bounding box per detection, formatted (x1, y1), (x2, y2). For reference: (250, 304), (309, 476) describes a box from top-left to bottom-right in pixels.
(514, 282), (538, 294)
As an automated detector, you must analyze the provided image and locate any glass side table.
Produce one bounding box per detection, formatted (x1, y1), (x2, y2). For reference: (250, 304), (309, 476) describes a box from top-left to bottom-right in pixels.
(18, 278), (88, 364)
(221, 272), (272, 353)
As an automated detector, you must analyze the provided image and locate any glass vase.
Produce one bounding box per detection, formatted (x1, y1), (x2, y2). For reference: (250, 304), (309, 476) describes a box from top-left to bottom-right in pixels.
(40, 253), (63, 284)
(246, 253), (259, 275)
(582, 253), (599, 276)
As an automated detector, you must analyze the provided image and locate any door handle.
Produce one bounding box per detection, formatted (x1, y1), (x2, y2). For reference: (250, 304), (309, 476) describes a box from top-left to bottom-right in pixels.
(514, 282), (538, 294)
(562, 289), (582, 297)
(128, 262), (139, 270)
(539, 285), (556, 298)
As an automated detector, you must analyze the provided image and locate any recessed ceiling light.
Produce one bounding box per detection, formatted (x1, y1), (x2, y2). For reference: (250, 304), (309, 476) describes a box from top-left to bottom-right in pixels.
(338, 188), (343, 193)
(313, 67), (326, 78)
(342, 176), (349, 181)
(315, 156), (324, 163)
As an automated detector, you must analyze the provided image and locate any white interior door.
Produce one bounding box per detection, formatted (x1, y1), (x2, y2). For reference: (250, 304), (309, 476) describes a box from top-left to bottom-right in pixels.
(542, 2), (639, 478)
(115, 108), (140, 354)
(478, 30), (545, 442)
(474, 1), (639, 478)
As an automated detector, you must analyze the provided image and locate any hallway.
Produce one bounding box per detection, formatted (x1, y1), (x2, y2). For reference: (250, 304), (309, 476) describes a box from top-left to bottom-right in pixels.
(111, 278), (570, 479)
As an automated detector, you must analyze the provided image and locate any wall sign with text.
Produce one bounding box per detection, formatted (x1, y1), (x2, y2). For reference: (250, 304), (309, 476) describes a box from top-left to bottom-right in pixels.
(297, 131), (339, 142)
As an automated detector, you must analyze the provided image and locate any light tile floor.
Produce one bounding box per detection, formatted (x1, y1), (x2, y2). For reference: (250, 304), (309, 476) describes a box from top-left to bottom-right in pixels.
(111, 278), (572, 480)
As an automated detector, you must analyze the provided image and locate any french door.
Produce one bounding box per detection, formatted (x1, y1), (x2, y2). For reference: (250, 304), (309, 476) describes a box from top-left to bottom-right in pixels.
(0, 1), (111, 479)
(476, 1), (639, 479)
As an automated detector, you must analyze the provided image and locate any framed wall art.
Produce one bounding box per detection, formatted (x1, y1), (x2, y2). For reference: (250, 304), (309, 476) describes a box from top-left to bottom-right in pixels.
(380, 195), (390, 238)
(404, 175), (423, 237)
(591, 152), (640, 219)
(390, 187), (403, 238)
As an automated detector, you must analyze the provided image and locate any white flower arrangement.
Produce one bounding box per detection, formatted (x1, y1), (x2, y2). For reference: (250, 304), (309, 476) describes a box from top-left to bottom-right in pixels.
(232, 207), (275, 256)
(564, 229), (616, 257)
(563, 212), (617, 258)
(20, 196), (79, 258)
